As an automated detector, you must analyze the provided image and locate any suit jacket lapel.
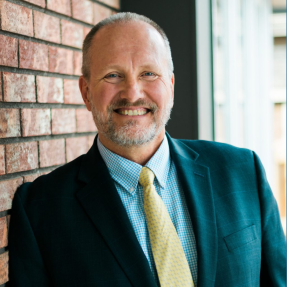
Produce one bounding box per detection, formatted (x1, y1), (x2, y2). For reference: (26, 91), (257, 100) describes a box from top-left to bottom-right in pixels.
(167, 134), (218, 287)
(76, 137), (157, 287)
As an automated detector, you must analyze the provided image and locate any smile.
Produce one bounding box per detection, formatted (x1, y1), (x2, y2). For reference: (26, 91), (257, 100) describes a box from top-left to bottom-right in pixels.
(115, 109), (149, 116)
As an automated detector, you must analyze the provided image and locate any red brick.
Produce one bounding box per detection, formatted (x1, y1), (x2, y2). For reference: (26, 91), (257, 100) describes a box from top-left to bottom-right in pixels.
(34, 11), (60, 43)
(73, 51), (82, 75)
(37, 76), (64, 103)
(0, 217), (8, 249)
(3, 72), (36, 102)
(83, 27), (91, 38)
(76, 109), (97, 132)
(0, 1), (33, 36)
(22, 0), (45, 8)
(6, 142), (38, 173)
(19, 40), (49, 71)
(94, 2), (113, 24)
(0, 252), (8, 284)
(39, 139), (65, 167)
(23, 172), (42, 183)
(61, 20), (84, 49)
(0, 178), (23, 212)
(66, 136), (88, 162)
(0, 146), (4, 175)
(87, 135), (95, 149)
(99, 0), (119, 9)
(49, 47), (73, 74)
(71, 0), (93, 24)
(0, 35), (18, 67)
(47, 0), (71, 16)
(21, 109), (51, 137)
(52, 109), (76, 134)
(64, 79), (83, 104)
(0, 109), (21, 138)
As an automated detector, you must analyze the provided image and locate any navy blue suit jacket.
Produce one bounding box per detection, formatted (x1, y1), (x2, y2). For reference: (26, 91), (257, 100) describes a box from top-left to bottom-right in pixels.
(9, 134), (286, 286)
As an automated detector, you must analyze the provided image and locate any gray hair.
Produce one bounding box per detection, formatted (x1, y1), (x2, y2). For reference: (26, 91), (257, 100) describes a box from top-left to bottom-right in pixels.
(82, 12), (174, 80)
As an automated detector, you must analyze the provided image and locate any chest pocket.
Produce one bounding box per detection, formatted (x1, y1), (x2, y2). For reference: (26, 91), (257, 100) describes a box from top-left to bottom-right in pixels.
(224, 224), (257, 252)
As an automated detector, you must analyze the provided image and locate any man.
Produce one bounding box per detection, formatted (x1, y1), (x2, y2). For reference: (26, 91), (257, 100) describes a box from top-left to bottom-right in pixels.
(9, 12), (286, 287)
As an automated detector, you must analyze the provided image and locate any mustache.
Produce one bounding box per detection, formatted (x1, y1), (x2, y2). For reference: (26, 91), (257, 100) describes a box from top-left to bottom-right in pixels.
(108, 99), (158, 113)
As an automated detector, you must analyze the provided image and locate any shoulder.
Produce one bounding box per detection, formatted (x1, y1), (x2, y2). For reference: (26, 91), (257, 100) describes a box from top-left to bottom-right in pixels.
(16, 154), (85, 205)
(178, 138), (254, 160)
(172, 138), (256, 171)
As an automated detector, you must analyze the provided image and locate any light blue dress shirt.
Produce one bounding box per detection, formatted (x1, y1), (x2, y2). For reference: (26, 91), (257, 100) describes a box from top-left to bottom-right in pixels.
(97, 135), (198, 285)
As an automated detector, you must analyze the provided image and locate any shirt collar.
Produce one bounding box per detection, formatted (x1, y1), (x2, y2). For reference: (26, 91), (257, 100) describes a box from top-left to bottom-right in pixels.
(97, 135), (171, 194)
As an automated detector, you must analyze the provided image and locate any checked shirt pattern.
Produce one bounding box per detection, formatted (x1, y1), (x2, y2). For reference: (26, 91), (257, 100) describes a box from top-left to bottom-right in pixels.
(97, 136), (198, 285)
(139, 167), (194, 287)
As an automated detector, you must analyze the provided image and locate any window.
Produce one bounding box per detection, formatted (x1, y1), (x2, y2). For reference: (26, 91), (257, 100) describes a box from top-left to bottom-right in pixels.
(212, 0), (286, 232)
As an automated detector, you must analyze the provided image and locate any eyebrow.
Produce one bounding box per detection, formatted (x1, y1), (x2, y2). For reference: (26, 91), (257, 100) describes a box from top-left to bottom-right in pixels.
(100, 64), (160, 73)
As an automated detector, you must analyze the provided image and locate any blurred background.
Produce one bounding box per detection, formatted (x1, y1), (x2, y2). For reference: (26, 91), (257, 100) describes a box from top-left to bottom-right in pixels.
(212, 0), (286, 233)
(122, 0), (286, 232)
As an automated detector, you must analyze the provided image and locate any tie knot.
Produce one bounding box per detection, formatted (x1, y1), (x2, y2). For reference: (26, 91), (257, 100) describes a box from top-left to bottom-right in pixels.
(139, 167), (155, 187)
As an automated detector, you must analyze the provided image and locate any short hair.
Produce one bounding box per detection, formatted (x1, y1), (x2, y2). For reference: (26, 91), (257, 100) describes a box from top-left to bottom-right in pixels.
(82, 12), (174, 80)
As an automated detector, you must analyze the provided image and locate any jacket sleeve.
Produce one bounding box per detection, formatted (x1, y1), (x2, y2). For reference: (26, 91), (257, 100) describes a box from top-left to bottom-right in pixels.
(253, 152), (286, 286)
(9, 184), (52, 287)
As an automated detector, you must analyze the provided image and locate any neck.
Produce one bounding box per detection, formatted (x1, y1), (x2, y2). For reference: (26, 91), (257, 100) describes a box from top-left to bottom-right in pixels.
(98, 129), (165, 166)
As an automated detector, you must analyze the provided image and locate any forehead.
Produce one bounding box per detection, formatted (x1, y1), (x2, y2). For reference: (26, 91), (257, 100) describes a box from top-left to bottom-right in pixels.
(89, 21), (168, 69)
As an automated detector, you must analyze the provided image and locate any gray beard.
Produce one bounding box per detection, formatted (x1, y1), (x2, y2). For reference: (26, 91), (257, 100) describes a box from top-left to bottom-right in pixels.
(90, 98), (172, 147)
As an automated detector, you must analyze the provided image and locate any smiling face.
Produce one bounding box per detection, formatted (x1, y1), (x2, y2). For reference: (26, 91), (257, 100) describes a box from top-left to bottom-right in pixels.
(79, 21), (174, 148)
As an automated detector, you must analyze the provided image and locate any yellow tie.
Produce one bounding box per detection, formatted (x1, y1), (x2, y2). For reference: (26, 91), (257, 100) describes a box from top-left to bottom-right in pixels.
(139, 167), (194, 287)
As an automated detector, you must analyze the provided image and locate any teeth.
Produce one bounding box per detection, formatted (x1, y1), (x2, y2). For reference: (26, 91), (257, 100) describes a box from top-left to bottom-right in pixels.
(119, 109), (148, 116)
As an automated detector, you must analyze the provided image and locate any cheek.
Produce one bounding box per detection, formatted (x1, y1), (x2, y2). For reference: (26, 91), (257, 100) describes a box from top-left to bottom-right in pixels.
(92, 83), (118, 110)
(144, 80), (171, 107)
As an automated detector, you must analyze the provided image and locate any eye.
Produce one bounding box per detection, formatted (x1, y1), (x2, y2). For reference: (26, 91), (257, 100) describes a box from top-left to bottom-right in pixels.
(104, 73), (123, 83)
(143, 72), (154, 76)
(141, 72), (158, 81)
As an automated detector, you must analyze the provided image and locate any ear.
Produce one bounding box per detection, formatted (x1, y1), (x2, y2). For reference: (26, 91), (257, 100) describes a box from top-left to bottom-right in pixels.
(170, 73), (175, 104)
(79, 76), (91, 111)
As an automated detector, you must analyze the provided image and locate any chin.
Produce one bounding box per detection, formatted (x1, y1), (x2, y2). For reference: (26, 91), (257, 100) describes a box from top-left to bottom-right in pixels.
(90, 102), (172, 148)
(107, 122), (160, 147)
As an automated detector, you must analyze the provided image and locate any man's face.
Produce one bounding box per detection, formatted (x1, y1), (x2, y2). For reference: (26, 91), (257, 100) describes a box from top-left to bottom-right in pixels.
(81, 21), (174, 147)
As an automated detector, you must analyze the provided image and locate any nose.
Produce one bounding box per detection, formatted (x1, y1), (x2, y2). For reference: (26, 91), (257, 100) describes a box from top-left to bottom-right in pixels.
(119, 77), (144, 103)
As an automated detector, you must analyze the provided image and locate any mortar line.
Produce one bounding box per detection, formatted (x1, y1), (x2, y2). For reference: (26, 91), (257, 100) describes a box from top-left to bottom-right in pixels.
(0, 131), (97, 145)
(17, 37), (20, 69)
(37, 140), (40, 171)
(0, 66), (80, 79)
(91, 0), (119, 11)
(4, 145), (7, 178)
(32, 8), (35, 37)
(0, 210), (9, 220)
(0, 30), (82, 52)
(7, 0), (98, 26)
(49, 108), (53, 137)
(0, 165), (62, 182)
(69, 0), (73, 18)
(0, 102), (86, 109)
(0, 72), (4, 101)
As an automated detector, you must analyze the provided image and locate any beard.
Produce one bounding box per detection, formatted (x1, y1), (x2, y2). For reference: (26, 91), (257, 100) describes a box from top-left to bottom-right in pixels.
(89, 96), (173, 147)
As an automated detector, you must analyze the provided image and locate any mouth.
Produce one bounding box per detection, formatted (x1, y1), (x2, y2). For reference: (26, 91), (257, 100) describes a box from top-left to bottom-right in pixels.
(114, 108), (150, 116)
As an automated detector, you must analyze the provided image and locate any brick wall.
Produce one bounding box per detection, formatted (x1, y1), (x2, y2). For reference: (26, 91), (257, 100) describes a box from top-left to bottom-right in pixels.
(0, 0), (119, 284)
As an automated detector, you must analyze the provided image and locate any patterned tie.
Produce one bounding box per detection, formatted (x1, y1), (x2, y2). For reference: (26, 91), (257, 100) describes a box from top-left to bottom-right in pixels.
(139, 167), (194, 287)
